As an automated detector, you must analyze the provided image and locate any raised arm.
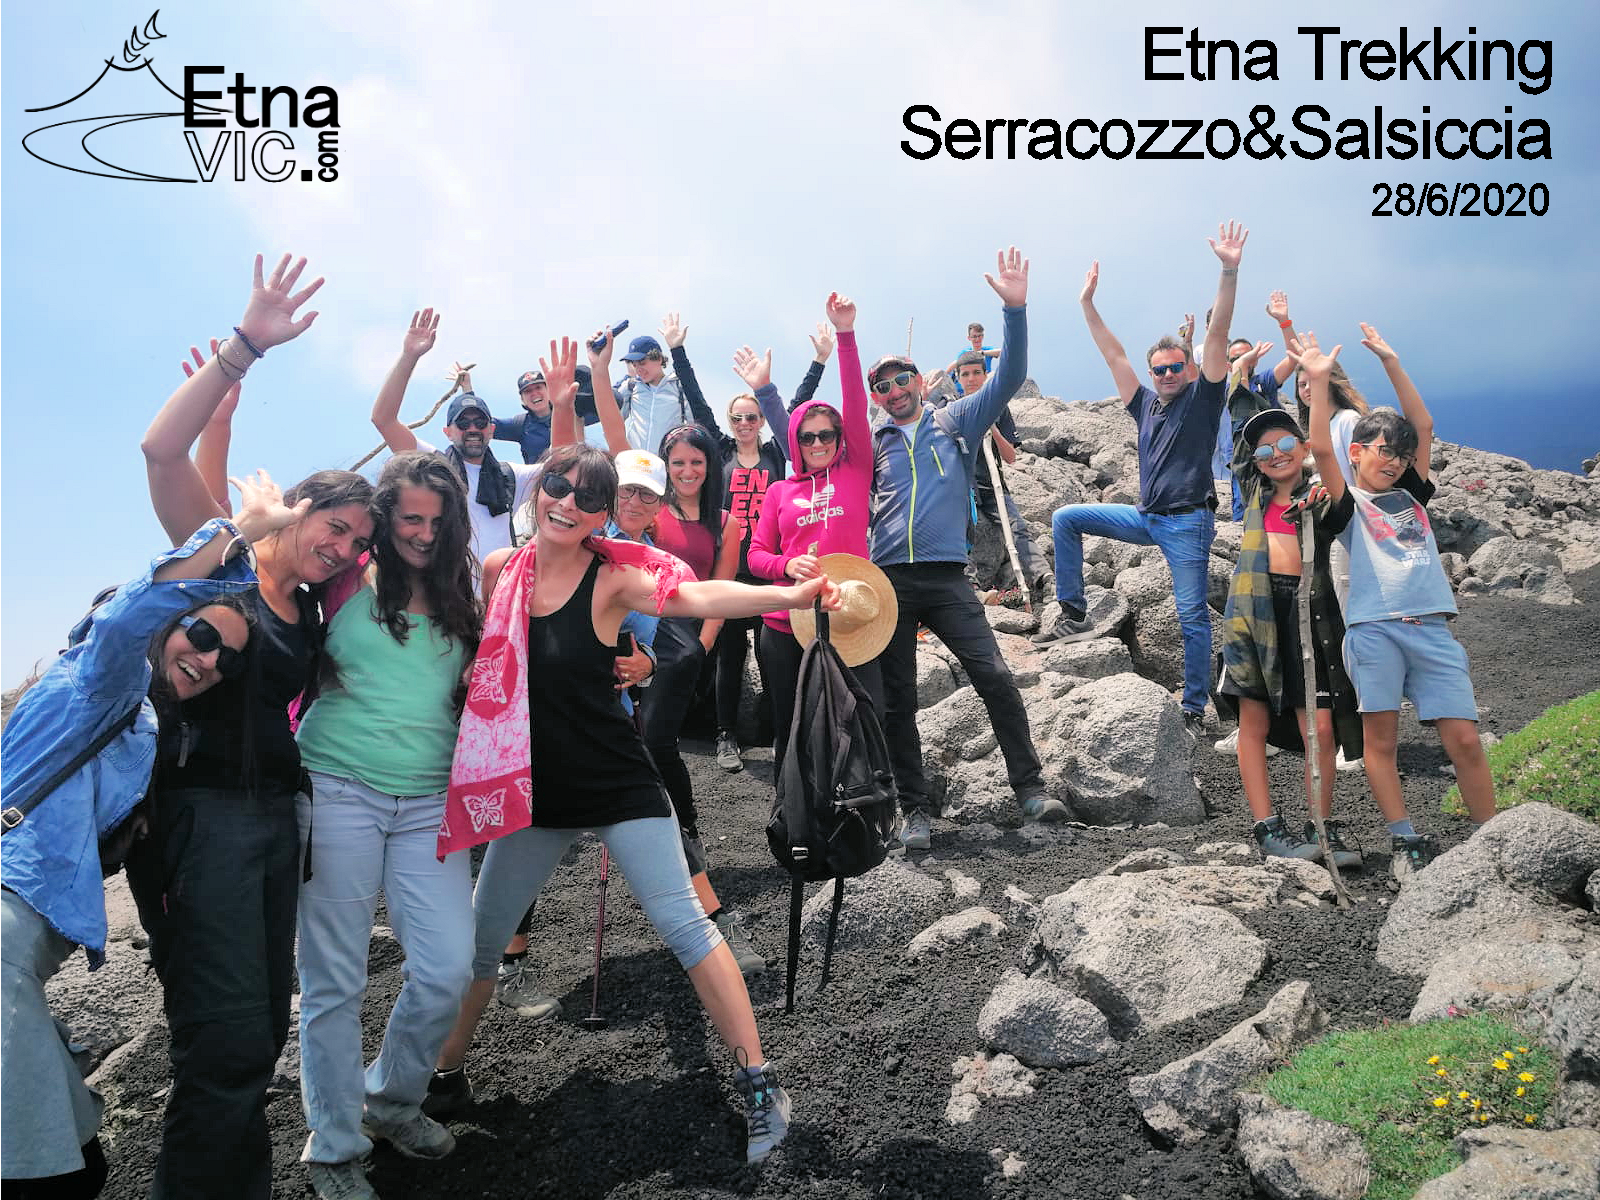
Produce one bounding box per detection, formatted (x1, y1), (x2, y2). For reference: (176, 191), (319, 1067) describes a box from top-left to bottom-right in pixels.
(790, 324), (832, 414)
(1201, 221), (1248, 383)
(1264, 290), (1297, 386)
(1287, 332), (1348, 506)
(153, 470), (309, 584)
(542, 337), (583, 450)
(733, 345), (792, 449)
(1080, 261), (1140, 406)
(1361, 323), (1433, 480)
(143, 253), (324, 542)
(826, 292), (871, 452)
(370, 308), (440, 455)
(659, 312), (718, 434)
(585, 328), (628, 453)
(953, 248), (1030, 436)
(184, 340), (240, 515)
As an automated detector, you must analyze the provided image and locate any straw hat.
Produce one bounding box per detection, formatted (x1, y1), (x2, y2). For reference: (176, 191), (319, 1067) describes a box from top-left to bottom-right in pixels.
(789, 553), (898, 667)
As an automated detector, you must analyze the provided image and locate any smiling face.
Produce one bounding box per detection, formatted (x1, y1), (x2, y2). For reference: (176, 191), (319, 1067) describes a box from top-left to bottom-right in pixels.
(446, 406), (491, 460)
(1148, 347), (1189, 400)
(520, 379), (550, 419)
(1349, 435), (1412, 493)
(536, 470), (609, 544)
(1253, 426), (1308, 490)
(729, 396), (763, 447)
(797, 408), (841, 470)
(293, 502), (374, 584)
(665, 441), (707, 501)
(391, 483), (444, 574)
(634, 352), (666, 386)
(874, 368), (923, 424)
(160, 604), (250, 701)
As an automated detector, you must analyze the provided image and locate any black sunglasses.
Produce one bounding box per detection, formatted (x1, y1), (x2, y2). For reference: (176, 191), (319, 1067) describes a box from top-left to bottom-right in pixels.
(797, 428), (839, 447)
(540, 471), (610, 513)
(179, 615), (246, 678)
(1150, 363), (1186, 378)
(870, 371), (915, 396)
(453, 414), (490, 431)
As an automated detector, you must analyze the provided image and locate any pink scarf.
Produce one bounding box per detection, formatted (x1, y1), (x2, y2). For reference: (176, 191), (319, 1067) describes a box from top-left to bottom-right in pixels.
(436, 535), (694, 858)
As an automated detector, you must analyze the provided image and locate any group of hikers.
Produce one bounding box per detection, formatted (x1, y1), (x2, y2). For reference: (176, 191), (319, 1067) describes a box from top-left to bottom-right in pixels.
(1, 224), (1499, 1198)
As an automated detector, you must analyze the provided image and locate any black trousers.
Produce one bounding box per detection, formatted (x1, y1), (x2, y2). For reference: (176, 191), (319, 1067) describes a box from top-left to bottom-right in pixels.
(758, 622), (884, 775)
(713, 615), (767, 734)
(878, 561), (1043, 815)
(125, 784), (299, 1200)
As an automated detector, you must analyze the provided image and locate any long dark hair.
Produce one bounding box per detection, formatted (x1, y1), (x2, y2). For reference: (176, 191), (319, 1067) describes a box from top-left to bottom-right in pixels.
(277, 469), (376, 600)
(527, 444), (620, 528)
(149, 593), (259, 791)
(658, 423), (724, 554)
(369, 451), (482, 651)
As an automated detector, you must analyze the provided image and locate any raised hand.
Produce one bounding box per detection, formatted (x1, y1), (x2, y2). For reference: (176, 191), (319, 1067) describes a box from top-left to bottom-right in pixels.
(1179, 312), (1196, 345)
(236, 253), (325, 351)
(1290, 482), (1330, 514)
(732, 345), (773, 391)
(1207, 220), (1249, 269)
(1080, 261), (1100, 305)
(185, 341), (240, 420)
(587, 327), (615, 376)
(659, 311), (688, 350)
(228, 468), (311, 541)
(402, 308), (440, 361)
(984, 245), (1030, 307)
(1235, 340), (1274, 376)
(443, 360), (474, 393)
(540, 338), (581, 410)
(809, 322), (836, 363)
(825, 291), (856, 332)
(1359, 322), (1400, 366)
(1265, 290), (1290, 324)
(1283, 331), (1342, 381)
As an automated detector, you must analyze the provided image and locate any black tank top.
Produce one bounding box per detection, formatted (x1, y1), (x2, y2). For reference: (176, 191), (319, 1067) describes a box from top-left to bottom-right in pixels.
(528, 554), (668, 828)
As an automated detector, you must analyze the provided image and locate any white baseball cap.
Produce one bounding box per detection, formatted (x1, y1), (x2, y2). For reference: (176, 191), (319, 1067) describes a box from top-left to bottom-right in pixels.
(614, 449), (667, 496)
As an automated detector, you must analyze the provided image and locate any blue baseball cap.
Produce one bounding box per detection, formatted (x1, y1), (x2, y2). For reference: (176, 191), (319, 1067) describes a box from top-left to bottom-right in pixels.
(517, 370), (544, 392)
(620, 335), (663, 363)
(446, 392), (492, 425)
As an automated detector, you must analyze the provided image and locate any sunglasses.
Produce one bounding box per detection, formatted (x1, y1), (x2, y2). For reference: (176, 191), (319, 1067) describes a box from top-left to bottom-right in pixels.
(870, 371), (915, 396)
(179, 615), (246, 679)
(796, 428), (839, 448)
(729, 413), (762, 425)
(540, 472), (610, 513)
(616, 484), (663, 505)
(1357, 442), (1415, 464)
(453, 414), (490, 431)
(1150, 363), (1187, 378)
(1252, 434), (1302, 461)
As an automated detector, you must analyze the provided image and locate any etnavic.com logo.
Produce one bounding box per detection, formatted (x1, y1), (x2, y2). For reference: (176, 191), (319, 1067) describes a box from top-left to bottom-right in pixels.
(21, 11), (340, 184)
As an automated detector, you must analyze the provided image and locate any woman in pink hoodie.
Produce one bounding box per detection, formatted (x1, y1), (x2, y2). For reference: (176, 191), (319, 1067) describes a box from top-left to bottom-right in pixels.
(748, 292), (881, 768)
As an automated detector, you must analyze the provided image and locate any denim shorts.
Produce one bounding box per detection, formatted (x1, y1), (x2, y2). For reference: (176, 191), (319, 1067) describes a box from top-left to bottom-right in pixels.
(1342, 616), (1479, 721)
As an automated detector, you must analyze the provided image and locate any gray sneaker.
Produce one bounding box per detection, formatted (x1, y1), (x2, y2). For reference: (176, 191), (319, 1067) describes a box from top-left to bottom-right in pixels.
(1252, 815), (1322, 861)
(900, 809), (932, 851)
(1030, 608), (1097, 646)
(732, 1062), (792, 1165)
(716, 732), (743, 773)
(308, 1160), (378, 1200)
(1391, 833), (1439, 882)
(494, 957), (562, 1021)
(361, 1107), (455, 1159)
(714, 910), (767, 978)
(1018, 785), (1069, 824)
(1305, 819), (1364, 870)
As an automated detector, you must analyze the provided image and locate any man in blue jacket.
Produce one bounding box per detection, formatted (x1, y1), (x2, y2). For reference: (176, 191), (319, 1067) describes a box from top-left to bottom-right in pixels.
(868, 247), (1066, 850)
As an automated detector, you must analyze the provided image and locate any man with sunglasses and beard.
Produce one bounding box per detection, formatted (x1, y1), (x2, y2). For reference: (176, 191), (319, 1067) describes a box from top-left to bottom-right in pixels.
(1033, 222), (1250, 739)
(372, 309), (540, 563)
(866, 248), (1066, 852)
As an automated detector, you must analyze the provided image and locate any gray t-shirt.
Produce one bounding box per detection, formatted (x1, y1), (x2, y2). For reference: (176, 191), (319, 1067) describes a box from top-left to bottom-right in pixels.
(1332, 473), (1456, 624)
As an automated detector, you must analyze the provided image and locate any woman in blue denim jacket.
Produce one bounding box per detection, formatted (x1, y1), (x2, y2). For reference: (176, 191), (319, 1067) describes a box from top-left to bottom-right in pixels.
(1, 477), (302, 1198)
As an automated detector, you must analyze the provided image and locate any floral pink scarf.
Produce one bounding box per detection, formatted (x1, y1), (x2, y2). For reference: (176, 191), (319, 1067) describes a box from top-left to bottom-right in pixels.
(437, 535), (693, 858)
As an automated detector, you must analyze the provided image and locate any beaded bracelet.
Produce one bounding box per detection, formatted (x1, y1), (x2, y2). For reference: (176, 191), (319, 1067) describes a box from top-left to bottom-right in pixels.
(232, 326), (266, 359)
(216, 338), (252, 381)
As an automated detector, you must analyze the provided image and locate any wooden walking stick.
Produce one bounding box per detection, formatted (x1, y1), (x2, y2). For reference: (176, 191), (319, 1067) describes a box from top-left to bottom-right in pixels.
(1297, 505), (1352, 908)
(981, 434), (1031, 613)
(349, 365), (476, 471)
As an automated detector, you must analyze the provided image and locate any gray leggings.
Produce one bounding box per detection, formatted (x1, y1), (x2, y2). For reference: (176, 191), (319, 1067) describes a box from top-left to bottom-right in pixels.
(469, 814), (722, 980)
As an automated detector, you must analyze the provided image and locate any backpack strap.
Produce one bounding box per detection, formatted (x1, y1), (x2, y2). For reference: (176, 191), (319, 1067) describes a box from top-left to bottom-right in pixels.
(784, 874), (805, 1014)
(930, 405), (971, 461)
(2, 705), (141, 834)
(819, 876), (845, 993)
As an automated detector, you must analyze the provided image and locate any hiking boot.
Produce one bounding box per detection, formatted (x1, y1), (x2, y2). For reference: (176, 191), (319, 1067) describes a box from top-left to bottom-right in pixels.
(714, 910), (767, 978)
(361, 1108), (455, 1159)
(308, 1161), (378, 1200)
(732, 1062), (792, 1165)
(1212, 728), (1282, 757)
(1018, 785), (1069, 824)
(1030, 608), (1097, 646)
(1183, 711), (1207, 738)
(1252, 815), (1322, 861)
(421, 1067), (473, 1119)
(716, 732), (743, 773)
(1029, 574), (1055, 613)
(1391, 833), (1440, 882)
(1305, 819), (1364, 870)
(494, 957), (562, 1021)
(900, 809), (932, 852)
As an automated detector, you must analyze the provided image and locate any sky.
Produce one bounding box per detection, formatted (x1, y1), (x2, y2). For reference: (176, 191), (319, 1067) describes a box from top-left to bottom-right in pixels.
(3, 0), (1597, 684)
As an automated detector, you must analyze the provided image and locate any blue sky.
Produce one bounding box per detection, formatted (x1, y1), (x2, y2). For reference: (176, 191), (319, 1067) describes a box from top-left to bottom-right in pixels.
(4, 1), (1597, 683)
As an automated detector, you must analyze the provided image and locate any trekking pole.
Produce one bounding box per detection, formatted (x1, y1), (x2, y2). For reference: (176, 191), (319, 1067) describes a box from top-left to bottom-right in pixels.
(349, 368), (475, 471)
(1297, 506), (1352, 908)
(981, 434), (1031, 613)
(580, 843), (611, 1030)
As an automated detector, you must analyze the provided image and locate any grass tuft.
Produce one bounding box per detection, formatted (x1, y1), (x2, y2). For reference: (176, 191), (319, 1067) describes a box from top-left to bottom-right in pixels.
(1442, 690), (1599, 822)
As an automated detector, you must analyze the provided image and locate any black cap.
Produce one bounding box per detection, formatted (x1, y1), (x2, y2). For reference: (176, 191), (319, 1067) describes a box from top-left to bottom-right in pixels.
(1239, 408), (1305, 448)
(446, 391), (492, 425)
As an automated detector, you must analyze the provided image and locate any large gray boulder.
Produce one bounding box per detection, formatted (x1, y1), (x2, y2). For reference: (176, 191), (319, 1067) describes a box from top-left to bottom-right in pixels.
(1130, 594), (1224, 692)
(800, 858), (947, 950)
(1127, 982), (1328, 1144)
(1377, 804), (1600, 976)
(1005, 451), (1088, 522)
(1051, 673), (1203, 827)
(1039, 637), (1135, 681)
(1025, 871), (1270, 1037)
(1544, 950), (1600, 1081)
(906, 907), (1006, 961)
(1411, 940), (1587, 1022)
(1235, 1093), (1371, 1200)
(1412, 1125), (1600, 1200)
(1462, 536), (1579, 605)
(977, 968), (1117, 1067)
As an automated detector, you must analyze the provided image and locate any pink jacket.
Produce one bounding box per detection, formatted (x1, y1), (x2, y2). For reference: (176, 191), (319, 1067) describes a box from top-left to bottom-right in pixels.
(747, 330), (873, 633)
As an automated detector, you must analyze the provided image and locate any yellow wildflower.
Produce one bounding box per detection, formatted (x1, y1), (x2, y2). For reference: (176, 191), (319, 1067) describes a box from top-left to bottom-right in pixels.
(1516, 1087), (1527, 1097)
(1432, 1096), (1449, 1108)
(1479, 1113), (1490, 1123)
(1458, 1091), (1471, 1100)
(1519, 1072), (1536, 1083)
(1517, 1046), (1529, 1053)
(1472, 1099), (1483, 1110)
(1525, 1114), (1537, 1124)
(1426, 1055), (1441, 1065)
(1436, 1068), (1449, 1077)
(1492, 1060), (1510, 1071)
(1502, 1048), (1515, 1057)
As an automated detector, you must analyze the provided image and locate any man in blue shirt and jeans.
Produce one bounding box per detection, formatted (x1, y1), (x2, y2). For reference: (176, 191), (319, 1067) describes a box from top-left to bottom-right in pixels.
(1032, 222), (1250, 733)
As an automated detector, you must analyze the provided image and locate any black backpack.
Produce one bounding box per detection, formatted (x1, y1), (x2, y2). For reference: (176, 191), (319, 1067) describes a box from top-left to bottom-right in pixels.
(768, 601), (899, 1012)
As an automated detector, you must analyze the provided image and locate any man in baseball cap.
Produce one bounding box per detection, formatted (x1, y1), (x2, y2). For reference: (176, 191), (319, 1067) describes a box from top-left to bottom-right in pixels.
(609, 317), (718, 452)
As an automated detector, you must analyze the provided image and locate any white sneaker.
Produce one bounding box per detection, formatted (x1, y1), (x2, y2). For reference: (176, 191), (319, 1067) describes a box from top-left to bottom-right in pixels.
(308, 1161), (378, 1200)
(1335, 748), (1364, 773)
(1213, 728), (1280, 757)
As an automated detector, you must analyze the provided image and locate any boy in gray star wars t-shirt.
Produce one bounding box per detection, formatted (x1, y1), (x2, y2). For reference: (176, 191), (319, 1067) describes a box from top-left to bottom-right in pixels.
(1294, 324), (1496, 877)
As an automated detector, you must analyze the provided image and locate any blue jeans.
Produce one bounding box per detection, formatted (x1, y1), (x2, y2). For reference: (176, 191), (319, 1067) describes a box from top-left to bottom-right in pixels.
(295, 773), (474, 1165)
(1049, 502), (1216, 714)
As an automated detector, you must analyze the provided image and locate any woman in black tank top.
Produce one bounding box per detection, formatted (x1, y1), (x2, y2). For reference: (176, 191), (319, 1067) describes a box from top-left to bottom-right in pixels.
(435, 413), (839, 1165)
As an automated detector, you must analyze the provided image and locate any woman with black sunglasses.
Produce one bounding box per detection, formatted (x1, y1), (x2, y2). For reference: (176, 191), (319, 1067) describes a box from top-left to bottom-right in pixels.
(1, 474), (298, 1198)
(433, 345), (838, 1163)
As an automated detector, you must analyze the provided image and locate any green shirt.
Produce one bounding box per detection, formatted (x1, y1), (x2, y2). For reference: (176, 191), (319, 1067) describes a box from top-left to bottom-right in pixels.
(297, 587), (468, 794)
